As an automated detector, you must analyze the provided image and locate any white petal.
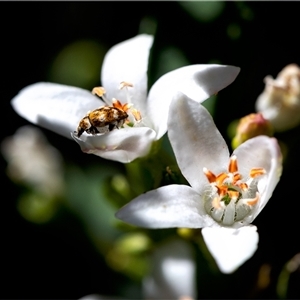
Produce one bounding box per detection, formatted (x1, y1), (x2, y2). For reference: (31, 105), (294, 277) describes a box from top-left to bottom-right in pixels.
(233, 136), (282, 223)
(202, 225), (259, 274)
(143, 238), (196, 299)
(71, 126), (156, 163)
(101, 34), (153, 113)
(115, 184), (216, 228)
(168, 93), (229, 193)
(11, 82), (101, 139)
(147, 64), (240, 139)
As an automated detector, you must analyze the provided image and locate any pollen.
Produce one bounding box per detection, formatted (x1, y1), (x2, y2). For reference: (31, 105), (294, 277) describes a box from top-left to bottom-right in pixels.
(119, 81), (134, 89)
(203, 155), (266, 226)
(92, 86), (106, 97)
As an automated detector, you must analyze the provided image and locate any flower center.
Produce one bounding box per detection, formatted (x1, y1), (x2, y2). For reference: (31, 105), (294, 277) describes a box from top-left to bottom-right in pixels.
(92, 82), (142, 127)
(203, 155), (266, 226)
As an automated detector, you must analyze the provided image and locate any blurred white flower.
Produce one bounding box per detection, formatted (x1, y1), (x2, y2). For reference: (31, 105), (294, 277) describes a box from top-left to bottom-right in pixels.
(11, 34), (240, 163)
(256, 64), (300, 131)
(143, 238), (196, 300)
(80, 238), (196, 300)
(116, 93), (282, 273)
(1, 125), (64, 197)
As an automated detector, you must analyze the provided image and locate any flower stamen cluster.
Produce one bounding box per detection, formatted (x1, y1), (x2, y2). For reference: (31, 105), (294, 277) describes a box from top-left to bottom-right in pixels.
(92, 83), (142, 127)
(203, 155), (266, 226)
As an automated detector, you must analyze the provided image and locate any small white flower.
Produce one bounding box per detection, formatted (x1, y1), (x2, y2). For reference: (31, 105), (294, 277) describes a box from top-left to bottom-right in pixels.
(116, 93), (282, 273)
(143, 238), (196, 300)
(1, 125), (64, 197)
(11, 34), (240, 163)
(256, 64), (300, 131)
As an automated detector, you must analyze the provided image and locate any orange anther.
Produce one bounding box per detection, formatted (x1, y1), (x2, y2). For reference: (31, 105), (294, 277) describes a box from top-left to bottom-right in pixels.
(203, 167), (216, 183)
(246, 192), (259, 206)
(216, 185), (228, 196)
(216, 172), (228, 185)
(238, 182), (248, 191)
(250, 168), (266, 178)
(227, 190), (240, 200)
(232, 173), (242, 184)
(228, 155), (238, 173)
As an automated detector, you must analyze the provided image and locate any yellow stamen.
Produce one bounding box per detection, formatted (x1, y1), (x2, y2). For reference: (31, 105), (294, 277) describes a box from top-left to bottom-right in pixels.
(131, 108), (142, 122)
(92, 86), (106, 97)
(119, 81), (134, 89)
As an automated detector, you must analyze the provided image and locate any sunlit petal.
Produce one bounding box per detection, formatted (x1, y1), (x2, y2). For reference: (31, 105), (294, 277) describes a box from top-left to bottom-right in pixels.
(202, 225), (259, 274)
(101, 34), (153, 113)
(148, 65), (240, 139)
(11, 82), (101, 139)
(168, 93), (229, 193)
(116, 184), (216, 228)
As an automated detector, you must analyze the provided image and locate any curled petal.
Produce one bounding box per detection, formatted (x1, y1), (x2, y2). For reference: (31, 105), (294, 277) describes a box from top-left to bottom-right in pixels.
(148, 64), (240, 139)
(101, 34), (153, 112)
(143, 238), (196, 299)
(11, 82), (101, 139)
(202, 225), (259, 274)
(168, 93), (229, 193)
(71, 127), (156, 163)
(115, 184), (217, 228)
(233, 136), (282, 223)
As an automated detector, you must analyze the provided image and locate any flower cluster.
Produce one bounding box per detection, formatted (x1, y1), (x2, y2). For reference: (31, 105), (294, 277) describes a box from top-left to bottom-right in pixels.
(10, 34), (282, 275)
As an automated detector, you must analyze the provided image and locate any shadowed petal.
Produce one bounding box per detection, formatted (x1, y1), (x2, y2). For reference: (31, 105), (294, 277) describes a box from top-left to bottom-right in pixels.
(168, 93), (229, 193)
(148, 65), (240, 139)
(71, 126), (156, 163)
(116, 184), (216, 228)
(202, 225), (259, 274)
(101, 34), (153, 113)
(11, 82), (101, 139)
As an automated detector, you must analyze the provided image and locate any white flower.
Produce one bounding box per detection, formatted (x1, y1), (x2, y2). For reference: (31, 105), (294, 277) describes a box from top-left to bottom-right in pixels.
(255, 64), (300, 132)
(116, 93), (282, 273)
(80, 238), (196, 300)
(143, 238), (196, 300)
(11, 34), (240, 163)
(1, 125), (64, 197)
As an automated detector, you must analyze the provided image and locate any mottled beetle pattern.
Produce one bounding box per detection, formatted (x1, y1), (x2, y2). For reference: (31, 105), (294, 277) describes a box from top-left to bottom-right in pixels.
(76, 106), (128, 137)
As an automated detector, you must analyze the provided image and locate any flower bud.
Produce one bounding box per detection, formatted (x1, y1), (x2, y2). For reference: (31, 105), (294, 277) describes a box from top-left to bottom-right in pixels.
(232, 113), (273, 149)
(255, 64), (300, 131)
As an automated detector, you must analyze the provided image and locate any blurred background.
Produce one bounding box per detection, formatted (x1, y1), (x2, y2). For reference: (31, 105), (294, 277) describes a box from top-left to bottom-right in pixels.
(1, 1), (300, 299)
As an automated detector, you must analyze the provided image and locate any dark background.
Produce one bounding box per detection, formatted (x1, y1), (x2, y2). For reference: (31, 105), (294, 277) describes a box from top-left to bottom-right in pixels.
(1, 2), (300, 299)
